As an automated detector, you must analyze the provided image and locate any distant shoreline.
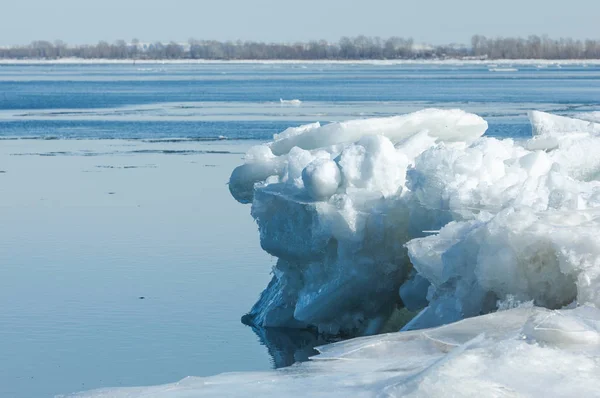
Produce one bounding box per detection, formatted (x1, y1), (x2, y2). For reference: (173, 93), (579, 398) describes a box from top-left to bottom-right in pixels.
(2, 58), (600, 65)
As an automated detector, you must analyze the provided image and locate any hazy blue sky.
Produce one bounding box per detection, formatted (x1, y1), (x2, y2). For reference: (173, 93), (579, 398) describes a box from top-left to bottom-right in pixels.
(2, 0), (599, 46)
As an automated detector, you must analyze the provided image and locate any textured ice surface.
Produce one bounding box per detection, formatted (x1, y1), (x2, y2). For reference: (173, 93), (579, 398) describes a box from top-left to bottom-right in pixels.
(229, 109), (600, 336)
(71, 306), (600, 398)
(230, 109), (488, 335)
(529, 110), (600, 136)
(403, 111), (600, 329)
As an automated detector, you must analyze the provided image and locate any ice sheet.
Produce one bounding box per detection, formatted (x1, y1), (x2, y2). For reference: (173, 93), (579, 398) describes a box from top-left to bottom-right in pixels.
(69, 306), (600, 398)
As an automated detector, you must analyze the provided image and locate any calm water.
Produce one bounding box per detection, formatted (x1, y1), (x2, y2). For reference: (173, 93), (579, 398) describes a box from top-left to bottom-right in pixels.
(1, 62), (600, 398)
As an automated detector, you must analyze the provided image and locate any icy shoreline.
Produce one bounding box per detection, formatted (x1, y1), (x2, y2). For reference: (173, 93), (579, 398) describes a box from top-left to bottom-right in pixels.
(72, 108), (600, 397)
(70, 305), (600, 397)
(2, 58), (600, 65)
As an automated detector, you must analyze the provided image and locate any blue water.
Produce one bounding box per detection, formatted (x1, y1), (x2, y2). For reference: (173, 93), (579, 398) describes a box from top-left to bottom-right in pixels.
(1, 63), (600, 141)
(1, 62), (600, 398)
(0, 120), (301, 141)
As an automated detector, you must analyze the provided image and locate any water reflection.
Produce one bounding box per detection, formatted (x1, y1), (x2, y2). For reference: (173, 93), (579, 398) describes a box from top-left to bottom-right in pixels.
(248, 325), (341, 368)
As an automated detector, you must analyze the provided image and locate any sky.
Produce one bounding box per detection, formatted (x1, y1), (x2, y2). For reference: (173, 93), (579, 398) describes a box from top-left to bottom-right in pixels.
(2, 0), (599, 46)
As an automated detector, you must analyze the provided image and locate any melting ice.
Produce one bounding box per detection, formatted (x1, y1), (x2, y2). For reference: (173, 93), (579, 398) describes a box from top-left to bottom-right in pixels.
(75, 109), (600, 397)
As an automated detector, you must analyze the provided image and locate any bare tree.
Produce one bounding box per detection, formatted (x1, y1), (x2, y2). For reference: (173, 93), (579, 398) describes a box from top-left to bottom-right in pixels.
(1, 35), (599, 60)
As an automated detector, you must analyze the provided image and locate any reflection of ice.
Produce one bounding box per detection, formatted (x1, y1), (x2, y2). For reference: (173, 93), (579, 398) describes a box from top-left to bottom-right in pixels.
(246, 324), (336, 368)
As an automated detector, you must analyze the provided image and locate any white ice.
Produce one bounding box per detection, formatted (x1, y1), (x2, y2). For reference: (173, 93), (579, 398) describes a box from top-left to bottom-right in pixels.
(280, 98), (302, 106)
(229, 109), (487, 335)
(488, 67), (519, 72)
(529, 110), (600, 137)
(71, 305), (600, 398)
(227, 109), (600, 336)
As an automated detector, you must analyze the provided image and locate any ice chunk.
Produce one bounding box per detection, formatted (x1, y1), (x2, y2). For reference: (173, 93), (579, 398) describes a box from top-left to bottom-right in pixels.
(529, 110), (600, 137)
(273, 122), (320, 141)
(407, 138), (532, 218)
(406, 207), (600, 329)
(302, 159), (341, 200)
(231, 109), (600, 337)
(280, 98), (302, 106)
(269, 108), (487, 156)
(337, 135), (407, 197)
(526, 111), (600, 180)
(228, 145), (284, 203)
(519, 151), (552, 177)
(398, 272), (430, 312)
(229, 109), (488, 335)
(229, 109), (487, 205)
(546, 135), (600, 181)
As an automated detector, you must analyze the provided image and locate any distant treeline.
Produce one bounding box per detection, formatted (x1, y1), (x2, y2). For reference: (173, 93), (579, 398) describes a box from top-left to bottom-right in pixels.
(1, 35), (600, 60)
